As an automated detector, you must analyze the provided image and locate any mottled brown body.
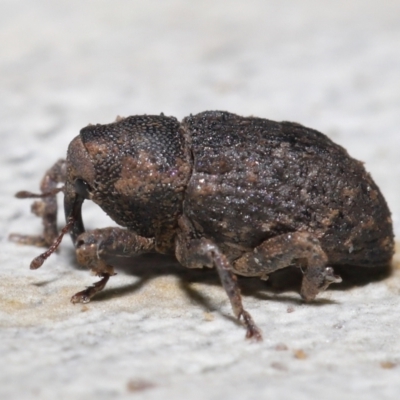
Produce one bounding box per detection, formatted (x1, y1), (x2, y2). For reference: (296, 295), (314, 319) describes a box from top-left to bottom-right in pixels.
(181, 112), (393, 268)
(11, 111), (394, 340)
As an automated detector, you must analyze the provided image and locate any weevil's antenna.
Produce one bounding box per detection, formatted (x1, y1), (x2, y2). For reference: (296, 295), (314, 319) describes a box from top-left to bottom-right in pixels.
(30, 217), (74, 270)
(15, 187), (64, 199)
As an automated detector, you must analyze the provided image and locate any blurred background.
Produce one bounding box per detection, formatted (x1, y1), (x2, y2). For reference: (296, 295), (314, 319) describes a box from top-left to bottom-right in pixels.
(1, 1), (399, 399)
(2, 0), (399, 232)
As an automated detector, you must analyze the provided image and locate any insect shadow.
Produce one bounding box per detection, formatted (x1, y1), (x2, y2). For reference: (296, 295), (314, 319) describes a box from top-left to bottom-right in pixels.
(66, 250), (393, 310)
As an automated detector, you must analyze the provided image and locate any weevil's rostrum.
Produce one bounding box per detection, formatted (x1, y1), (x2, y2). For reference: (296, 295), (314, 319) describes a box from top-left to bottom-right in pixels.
(11, 111), (394, 340)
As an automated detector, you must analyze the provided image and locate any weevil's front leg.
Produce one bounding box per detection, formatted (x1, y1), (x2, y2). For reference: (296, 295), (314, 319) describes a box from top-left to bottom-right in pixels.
(233, 232), (342, 302)
(10, 159), (66, 247)
(71, 273), (111, 304)
(176, 233), (262, 341)
(71, 227), (155, 304)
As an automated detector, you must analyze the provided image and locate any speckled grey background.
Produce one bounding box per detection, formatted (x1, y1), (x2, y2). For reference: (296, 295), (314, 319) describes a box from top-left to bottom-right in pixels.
(1, 1), (400, 399)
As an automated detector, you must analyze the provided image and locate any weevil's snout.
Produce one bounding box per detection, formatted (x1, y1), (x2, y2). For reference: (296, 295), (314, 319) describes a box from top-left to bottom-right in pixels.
(63, 136), (96, 244)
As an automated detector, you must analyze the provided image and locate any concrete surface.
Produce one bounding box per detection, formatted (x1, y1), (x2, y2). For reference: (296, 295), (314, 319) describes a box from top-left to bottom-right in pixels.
(1, 1), (400, 399)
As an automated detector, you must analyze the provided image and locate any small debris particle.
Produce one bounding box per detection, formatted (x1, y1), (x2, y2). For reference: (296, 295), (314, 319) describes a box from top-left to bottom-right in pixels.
(271, 361), (288, 371)
(81, 305), (89, 312)
(203, 312), (214, 321)
(380, 361), (397, 369)
(287, 306), (295, 313)
(294, 349), (308, 359)
(127, 379), (154, 392)
(274, 343), (288, 351)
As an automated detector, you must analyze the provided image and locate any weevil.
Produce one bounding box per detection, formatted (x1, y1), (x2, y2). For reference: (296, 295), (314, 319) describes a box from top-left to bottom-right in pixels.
(10, 111), (394, 340)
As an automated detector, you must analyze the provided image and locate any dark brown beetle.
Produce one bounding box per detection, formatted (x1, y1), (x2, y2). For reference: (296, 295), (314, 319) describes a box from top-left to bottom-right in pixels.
(11, 111), (394, 340)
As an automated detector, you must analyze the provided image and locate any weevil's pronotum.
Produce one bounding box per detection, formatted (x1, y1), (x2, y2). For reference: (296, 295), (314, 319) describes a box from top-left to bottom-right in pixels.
(10, 111), (394, 340)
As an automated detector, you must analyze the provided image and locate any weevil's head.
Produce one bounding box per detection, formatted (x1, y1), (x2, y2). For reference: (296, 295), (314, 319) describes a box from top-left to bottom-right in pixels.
(64, 115), (191, 245)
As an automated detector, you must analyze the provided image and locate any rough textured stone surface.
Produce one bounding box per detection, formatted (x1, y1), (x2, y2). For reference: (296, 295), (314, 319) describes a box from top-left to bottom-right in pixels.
(1, 1), (399, 399)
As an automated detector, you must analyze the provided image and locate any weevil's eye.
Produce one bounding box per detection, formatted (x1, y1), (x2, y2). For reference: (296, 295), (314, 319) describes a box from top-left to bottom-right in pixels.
(74, 178), (92, 199)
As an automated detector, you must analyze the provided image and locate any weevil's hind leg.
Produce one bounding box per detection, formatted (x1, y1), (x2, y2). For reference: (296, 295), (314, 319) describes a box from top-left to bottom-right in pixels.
(176, 234), (262, 341)
(9, 159), (67, 247)
(71, 227), (155, 303)
(233, 232), (342, 302)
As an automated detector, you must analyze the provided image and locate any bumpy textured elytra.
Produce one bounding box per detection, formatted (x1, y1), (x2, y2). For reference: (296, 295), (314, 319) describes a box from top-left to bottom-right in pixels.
(11, 111), (394, 340)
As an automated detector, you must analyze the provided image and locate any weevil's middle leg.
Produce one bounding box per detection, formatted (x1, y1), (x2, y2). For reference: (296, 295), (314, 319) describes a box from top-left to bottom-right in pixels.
(209, 242), (262, 340)
(176, 232), (262, 341)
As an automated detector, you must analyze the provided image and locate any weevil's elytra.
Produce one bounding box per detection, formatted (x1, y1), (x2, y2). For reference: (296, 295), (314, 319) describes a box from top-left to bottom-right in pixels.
(11, 110), (394, 340)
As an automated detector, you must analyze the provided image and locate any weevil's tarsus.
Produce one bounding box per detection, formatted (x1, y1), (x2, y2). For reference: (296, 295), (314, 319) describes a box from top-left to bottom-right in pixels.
(70, 273), (111, 304)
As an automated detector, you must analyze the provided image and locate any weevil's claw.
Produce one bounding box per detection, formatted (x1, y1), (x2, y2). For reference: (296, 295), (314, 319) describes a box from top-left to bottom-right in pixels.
(241, 310), (263, 342)
(71, 291), (92, 304)
(301, 266), (342, 302)
(324, 267), (342, 284)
